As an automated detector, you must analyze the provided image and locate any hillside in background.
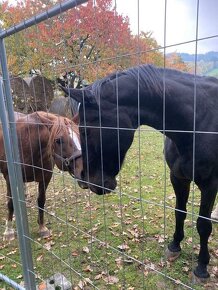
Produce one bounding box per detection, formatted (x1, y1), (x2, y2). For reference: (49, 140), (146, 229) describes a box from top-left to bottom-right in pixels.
(177, 51), (218, 77)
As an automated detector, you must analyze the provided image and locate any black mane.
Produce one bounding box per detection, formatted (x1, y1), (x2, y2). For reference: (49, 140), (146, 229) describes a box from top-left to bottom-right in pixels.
(89, 65), (165, 100)
(126, 64), (165, 96)
(89, 64), (218, 105)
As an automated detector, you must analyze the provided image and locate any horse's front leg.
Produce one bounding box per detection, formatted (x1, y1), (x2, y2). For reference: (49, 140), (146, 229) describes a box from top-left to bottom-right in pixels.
(37, 173), (52, 238)
(166, 172), (190, 260)
(193, 182), (217, 280)
(3, 180), (15, 241)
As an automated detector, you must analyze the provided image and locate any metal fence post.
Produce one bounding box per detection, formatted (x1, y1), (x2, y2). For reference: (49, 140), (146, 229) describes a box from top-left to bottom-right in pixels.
(0, 36), (36, 290)
(0, 1), (88, 288)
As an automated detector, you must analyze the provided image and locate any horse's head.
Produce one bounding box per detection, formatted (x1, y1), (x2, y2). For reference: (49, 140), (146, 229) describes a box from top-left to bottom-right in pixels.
(38, 113), (87, 189)
(59, 80), (136, 195)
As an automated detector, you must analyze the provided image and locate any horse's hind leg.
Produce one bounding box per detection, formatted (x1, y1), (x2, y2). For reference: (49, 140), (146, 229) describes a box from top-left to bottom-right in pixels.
(193, 182), (217, 280)
(3, 180), (15, 241)
(37, 175), (52, 238)
(166, 172), (191, 260)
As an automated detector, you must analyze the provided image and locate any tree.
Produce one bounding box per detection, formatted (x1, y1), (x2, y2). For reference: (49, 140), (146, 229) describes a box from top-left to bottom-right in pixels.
(165, 52), (190, 72)
(0, 0), (167, 82)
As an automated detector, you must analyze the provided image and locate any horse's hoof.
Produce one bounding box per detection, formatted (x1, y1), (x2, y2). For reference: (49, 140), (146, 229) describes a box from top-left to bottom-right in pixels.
(3, 230), (15, 242)
(193, 266), (210, 283)
(193, 272), (210, 284)
(39, 227), (51, 239)
(165, 247), (181, 262)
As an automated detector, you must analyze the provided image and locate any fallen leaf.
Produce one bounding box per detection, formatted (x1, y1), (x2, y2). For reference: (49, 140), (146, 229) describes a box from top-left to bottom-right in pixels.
(103, 275), (119, 285)
(78, 280), (84, 289)
(36, 255), (43, 261)
(72, 251), (79, 256)
(7, 250), (17, 255)
(115, 257), (123, 269)
(82, 246), (89, 253)
(83, 265), (93, 272)
(117, 244), (130, 252)
(94, 273), (103, 280)
(182, 266), (189, 273)
(44, 241), (55, 251)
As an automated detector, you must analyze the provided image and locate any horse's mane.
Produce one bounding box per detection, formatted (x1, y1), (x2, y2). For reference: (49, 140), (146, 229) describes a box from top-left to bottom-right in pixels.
(31, 112), (78, 155)
(47, 114), (78, 154)
(127, 65), (164, 96)
(89, 64), (165, 101)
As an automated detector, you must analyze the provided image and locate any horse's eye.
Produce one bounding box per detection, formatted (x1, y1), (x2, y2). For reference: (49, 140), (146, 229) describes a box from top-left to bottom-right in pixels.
(55, 137), (64, 145)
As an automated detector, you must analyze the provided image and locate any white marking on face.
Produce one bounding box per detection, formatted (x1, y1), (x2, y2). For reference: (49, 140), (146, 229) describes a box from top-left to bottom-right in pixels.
(68, 127), (73, 139)
(68, 128), (81, 150)
(73, 131), (81, 150)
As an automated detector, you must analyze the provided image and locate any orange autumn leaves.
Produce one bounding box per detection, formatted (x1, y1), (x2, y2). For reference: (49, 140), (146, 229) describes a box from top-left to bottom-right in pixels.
(1, 0), (189, 80)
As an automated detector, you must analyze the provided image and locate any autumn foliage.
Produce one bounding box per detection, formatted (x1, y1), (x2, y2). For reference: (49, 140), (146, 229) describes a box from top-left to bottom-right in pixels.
(0, 0), (189, 82)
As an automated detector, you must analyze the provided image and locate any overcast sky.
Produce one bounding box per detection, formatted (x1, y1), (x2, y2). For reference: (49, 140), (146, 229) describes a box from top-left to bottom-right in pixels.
(116, 0), (218, 53)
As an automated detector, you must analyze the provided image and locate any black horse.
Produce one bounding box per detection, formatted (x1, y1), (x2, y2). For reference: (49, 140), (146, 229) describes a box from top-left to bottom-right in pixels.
(60, 64), (218, 280)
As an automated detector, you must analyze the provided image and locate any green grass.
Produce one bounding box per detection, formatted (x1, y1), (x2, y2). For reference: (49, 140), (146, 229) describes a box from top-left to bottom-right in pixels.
(0, 127), (217, 289)
(206, 68), (218, 78)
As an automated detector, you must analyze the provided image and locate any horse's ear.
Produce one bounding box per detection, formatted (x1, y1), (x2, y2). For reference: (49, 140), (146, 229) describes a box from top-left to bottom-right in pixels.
(59, 85), (96, 104)
(36, 113), (53, 129)
(72, 113), (80, 125)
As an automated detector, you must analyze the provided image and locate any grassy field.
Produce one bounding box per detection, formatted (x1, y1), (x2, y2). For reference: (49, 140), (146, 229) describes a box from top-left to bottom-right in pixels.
(0, 127), (217, 289)
(206, 68), (218, 78)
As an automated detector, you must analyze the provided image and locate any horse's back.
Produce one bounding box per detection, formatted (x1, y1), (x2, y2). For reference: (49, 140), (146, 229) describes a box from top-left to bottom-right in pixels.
(0, 111), (54, 181)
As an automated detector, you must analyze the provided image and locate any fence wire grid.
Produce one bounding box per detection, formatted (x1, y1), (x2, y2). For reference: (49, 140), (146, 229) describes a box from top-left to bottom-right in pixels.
(0, 0), (217, 290)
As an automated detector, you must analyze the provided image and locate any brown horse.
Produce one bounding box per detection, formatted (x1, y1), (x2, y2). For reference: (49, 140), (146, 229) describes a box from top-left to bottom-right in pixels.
(0, 111), (83, 240)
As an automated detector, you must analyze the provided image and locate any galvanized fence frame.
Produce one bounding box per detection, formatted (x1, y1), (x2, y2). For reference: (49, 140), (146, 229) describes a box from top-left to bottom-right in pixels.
(0, 1), (88, 289)
(0, 1), (217, 290)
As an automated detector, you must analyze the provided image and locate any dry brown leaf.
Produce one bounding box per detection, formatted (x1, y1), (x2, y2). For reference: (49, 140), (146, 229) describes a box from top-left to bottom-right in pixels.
(44, 241), (55, 251)
(94, 273), (103, 280)
(110, 231), (120, 237)
(157, 235), (165, 243)
(103, 275), (119, 285)
(72, 250), (79, 256)
(82, 246), (89, 253)
(7, 249), (17, 255)
(115, 257), (123, 269)
(78, 280), (84, 289)
(117, 244), (130, 251)
(83, 265), (93, 272)
(212, 266), (218, 277)
(36, 255), (43, 261)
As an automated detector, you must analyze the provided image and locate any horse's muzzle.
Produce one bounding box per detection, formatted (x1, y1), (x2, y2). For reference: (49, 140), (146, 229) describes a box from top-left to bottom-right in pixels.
(89, 178), (117, 195)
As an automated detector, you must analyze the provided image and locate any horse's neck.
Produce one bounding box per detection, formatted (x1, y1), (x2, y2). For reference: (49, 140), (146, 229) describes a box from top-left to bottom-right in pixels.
(131, 81), (194, 145)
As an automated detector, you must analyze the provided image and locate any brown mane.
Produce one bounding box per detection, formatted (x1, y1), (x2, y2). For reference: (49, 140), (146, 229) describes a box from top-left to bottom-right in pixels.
(40, 112), (80, 155)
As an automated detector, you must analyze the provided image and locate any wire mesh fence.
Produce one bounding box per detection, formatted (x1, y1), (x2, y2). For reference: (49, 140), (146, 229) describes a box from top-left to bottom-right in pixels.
(0, 0), (217, 289)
